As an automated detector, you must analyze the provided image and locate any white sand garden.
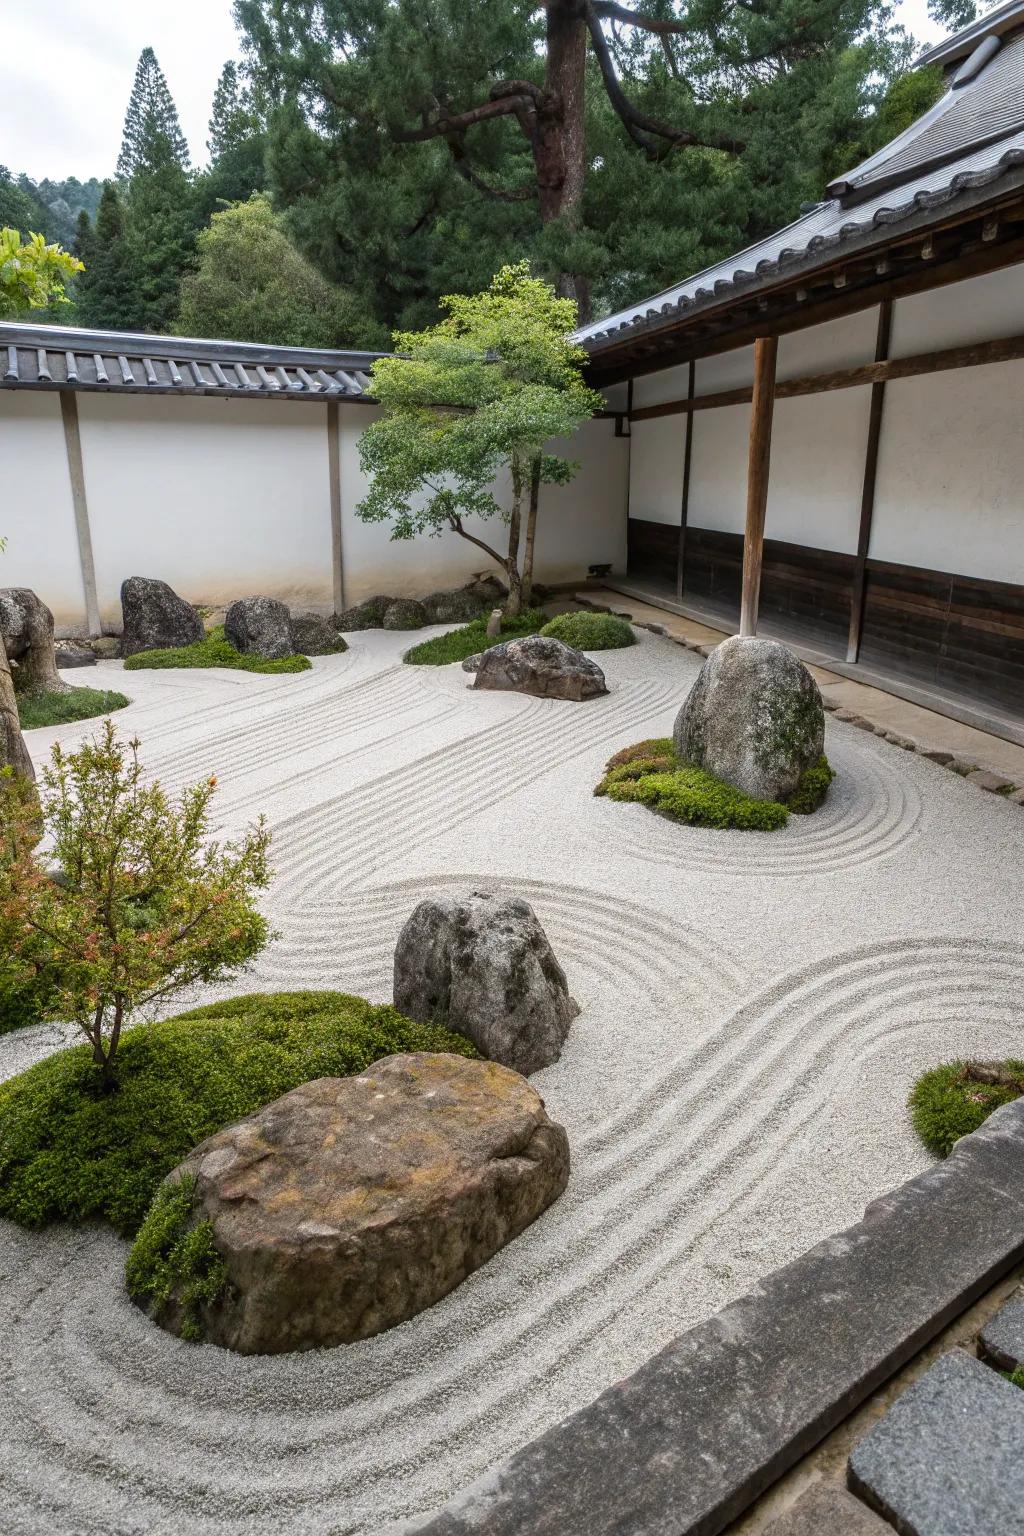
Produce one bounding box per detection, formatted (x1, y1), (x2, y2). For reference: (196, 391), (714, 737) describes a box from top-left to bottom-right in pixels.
(2, 626), (1022, 1535)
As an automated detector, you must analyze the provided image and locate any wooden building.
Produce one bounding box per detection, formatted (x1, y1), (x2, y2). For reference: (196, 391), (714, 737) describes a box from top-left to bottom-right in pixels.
(577, 1), (1024, 741)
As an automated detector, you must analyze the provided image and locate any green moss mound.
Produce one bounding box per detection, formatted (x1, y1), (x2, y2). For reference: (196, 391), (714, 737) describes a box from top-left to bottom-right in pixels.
(0, 990), (477, 1235)
(17, 686), (130, 730)
(125, 1175), (229, 1342)
(404, 608), (546, 665)
(909, 1060), (1024, 1158)
(594, 739), (833, 831)
(123, 626), (310, 675)
(540, 611), (635, 650)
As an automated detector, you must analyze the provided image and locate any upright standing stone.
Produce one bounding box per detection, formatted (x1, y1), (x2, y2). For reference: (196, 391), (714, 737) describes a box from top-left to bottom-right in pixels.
(0, 588), (69, 694)
(224, 596), (295, 659)
(120, 577), (204, 658)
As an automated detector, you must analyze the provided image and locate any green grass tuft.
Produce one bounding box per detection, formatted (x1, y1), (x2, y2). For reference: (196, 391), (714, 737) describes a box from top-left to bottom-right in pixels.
(909, 1060), (1024, 1158)
(123, 626), (311, 675)
(403, 609), (546, 665)
(17, 686), (130, 730)
(125, 1175), (229, 1342)
(0, 990), (477, 1236)
(787, 755), (836, 815)
(539, 611), (635, 650)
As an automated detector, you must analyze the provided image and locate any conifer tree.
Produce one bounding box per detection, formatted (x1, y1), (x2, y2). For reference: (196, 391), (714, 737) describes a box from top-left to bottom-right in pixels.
(76, 182), (143, 330)
(117, 47), (190, 178)
(208, 62), (262, 161)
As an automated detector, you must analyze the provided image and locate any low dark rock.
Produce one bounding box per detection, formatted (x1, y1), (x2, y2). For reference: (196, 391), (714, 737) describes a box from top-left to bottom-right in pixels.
(224, 596), (295, 659)
(463, 574), (507, 606)
(0, 588), (70, 694)
(289, 612), (348, 656)
(332, 595), (392, 631)
(394, 888), (579, 1075)
(979, 1290), (1024, 1370)
(120, 577), (203, 659)
(53, 638), (97, 670)
(472, 635), (607, 702)
(382, 598), (428, 630)
(422, 589), (484, 624)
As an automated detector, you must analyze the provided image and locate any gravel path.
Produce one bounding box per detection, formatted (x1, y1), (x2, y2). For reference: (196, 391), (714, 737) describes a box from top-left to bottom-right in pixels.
(2, 630), (1022, 1536)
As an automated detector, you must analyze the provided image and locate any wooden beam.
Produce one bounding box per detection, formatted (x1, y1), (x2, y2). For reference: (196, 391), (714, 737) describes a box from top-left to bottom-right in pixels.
(327, 400), (344, 613)
(740, 336), (778, 637)
(59, 391), (101, 636)
(847, 300), (892, 663)
(676, 359), (696, 602)
(629, 329), (1024, 422)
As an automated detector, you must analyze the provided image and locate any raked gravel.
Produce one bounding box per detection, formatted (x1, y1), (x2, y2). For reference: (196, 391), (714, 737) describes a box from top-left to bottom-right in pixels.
(2, 628), (1022, 1536)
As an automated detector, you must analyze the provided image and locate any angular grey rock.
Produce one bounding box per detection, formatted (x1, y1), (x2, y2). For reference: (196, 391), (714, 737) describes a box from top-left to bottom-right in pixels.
(382, 598), (428, 630)
(0, 588), (68, 693)
(288, 611), (348, 656)
(848, 1349), (1024, 1535)
(461, 652), (483, 674)
(471, 635), (607, 702)
(674, 634), (824, 802)
(763, 1483), (888, 1535)
(120, 576), (203, 659)
(464, 573), (507, 606)
(979, 1290), (1024, 1370)
(422, 588), (483, 624)
(224, 596), (295, 659)
(332, 594), (392, 631)
(140, 1054), (569, 1354)
(919, 747), (954, 765)
(394, 888), (580, 1075)
(89, 636), (121, 659)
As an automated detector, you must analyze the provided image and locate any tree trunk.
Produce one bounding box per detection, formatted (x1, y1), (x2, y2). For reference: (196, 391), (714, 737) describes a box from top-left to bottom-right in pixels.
(521, 458), (543, 608)
(0, 634), (34, 783)
(539, 0), (591, 320)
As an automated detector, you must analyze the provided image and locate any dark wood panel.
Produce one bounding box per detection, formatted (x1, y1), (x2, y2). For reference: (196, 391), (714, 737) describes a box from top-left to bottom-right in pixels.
(679, 528), (851, 653)
(627, 517), (680, 584)
(680, 526), (742, 615)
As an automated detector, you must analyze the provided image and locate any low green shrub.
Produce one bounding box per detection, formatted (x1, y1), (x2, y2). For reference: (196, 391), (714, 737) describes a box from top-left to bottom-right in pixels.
(125, 1175), (229, 1341)
(594, 738), (833, 830)
(909, 1060), (1024, 1158)
(123, 626), (310, 674)
(540, 611), (635, 650)
(0, 990), (477, 1235)
(17, 686), (130, 730)
(404, 608), (546, 665)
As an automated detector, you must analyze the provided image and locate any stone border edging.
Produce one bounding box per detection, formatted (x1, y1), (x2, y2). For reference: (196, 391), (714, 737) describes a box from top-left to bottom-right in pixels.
(407, 1098), (1024, 1536)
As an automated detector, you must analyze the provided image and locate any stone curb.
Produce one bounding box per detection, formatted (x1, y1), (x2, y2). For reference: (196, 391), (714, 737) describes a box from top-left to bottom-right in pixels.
(407, 1099), (1024, 1536)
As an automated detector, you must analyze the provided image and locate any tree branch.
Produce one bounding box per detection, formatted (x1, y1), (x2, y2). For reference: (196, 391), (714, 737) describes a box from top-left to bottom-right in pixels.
(449, 515), (509, 571)
(590, 1), (691, 34)
(395, 81), (544, 145)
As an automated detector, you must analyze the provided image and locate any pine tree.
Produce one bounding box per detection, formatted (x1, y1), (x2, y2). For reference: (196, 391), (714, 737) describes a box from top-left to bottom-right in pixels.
(73, 209), (93, 266)
(76, 183), (144, 330)
(207, 62), (262, 161)
(117, 47), (190, 179)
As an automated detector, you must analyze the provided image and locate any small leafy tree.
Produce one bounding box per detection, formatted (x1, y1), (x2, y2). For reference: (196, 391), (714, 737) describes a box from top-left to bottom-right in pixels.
(0, 227), (82, 318)
(357, 263), (602, 614)
(0, 723), (271, 1081)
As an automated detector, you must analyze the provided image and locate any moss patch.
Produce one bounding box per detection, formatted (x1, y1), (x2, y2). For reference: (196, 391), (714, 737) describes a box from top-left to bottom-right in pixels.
(539, 612), (635, 650)
(403, 609), (546, 665)
(125, 1175), (229, 1342)
(0, 990), (477, 1236)
(909, 1060), (1024, 1158)
(594, 739), (833, 831)
(123, 626), (310, 675)
(17, 686), (130, 730)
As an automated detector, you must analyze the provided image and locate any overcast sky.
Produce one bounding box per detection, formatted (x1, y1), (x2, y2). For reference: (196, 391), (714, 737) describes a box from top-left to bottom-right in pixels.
(2, 0), (942, 183)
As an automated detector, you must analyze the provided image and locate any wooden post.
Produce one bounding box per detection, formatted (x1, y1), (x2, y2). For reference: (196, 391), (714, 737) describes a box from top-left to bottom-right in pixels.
(847, 300), (892, 662)
(59, 391), (101, 636)
(327, 400), (344, 614)
(675, 359), (696, 603)
(739, 336), (778, 636)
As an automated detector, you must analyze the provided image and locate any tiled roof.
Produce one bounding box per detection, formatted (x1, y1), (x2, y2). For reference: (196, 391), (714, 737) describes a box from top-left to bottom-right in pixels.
(0, 324), (383, 400)
(575, 16), (1024, 354)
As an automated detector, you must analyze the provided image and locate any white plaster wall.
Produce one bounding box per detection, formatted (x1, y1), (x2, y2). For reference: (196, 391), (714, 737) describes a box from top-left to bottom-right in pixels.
(687, 403), (750, 534)
(78, 394), (335, 629)
(777, 306), (879, 380)
(765, 387), (873, 553)
(890, 264), (1024, 356)
(0, 391), (88, 632)
(633, 362), (691, 410)
(870, 359), (1024, 584)
(627, 417), (684, 525)
(695, 344), (754, 395)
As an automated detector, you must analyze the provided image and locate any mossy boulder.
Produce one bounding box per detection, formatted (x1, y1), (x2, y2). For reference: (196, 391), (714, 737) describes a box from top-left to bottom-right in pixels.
(382, 598), (429, 630)
(332, 595), (392, 631)
(289, 612), (348, 655)
(422, 588), (485, 624)
(674, 635), (824, 803)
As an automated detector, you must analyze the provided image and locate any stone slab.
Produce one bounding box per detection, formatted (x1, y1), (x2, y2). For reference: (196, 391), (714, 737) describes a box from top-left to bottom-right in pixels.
(847, 1349), (1024, 1535)
(966, 768), (1014, 794)
(409, 1100), (1024, 1536)
(979, 1290), (1024, 1370)
(761, 1482), (888, 1536)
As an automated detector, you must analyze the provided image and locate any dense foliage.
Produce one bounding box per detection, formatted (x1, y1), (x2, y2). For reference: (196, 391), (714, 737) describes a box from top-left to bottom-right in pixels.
(0, 723), (271, 1079)
(0, 991), (477, 1234)
(0, 227), (82, 318)
(126, 1176), (229, 1341)
(122, 625), (311, 674)
(540, 611), (635, 650)
(16, 686), (130, 731)
(404, 608), (547, 664)
(909, 1060), (1024, 1158)
(594, 737), (833, 829)
(359, 264), (601, 613)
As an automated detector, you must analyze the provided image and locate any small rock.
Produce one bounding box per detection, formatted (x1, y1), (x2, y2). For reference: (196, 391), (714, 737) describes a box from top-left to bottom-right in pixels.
(919, 748), (954, 765)
(967, 769), (1013, 794)
(142, 1054), (569, 1353)
(486, 609), (503, 639)
(224, 596), (295, 659)
(979, 1291), (1024, 1371)
(1010, 788), (1024, 806)
(53, 638), (97, 670)
(463, 573), (508, 606)
(422, 589), (483, 624)
(884, 732), (916, 751)
(289, 612), (348, 656)
(949, 758), (977, 776)
(834, 708), (858, 722)
(674, 635), (824, 803)
(382, 598), (428, 630)
(472, 635), (607, 702)
(394, 887), (580, 1075)
(120, 577), (203, 659)
(332, 595), (392, 631)
(1, 588), (72, 693)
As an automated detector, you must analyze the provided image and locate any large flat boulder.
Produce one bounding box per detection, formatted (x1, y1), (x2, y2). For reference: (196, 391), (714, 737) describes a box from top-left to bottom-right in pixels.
(674, 634), (824, 802)
(0, 588), (70, 694)
(120, 577), (203, 658)
(140, 1053), (569, 1354)
(394, 888), (580, 1075)
(224, 596), (295, 659)
(471, 635), (607, 701)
